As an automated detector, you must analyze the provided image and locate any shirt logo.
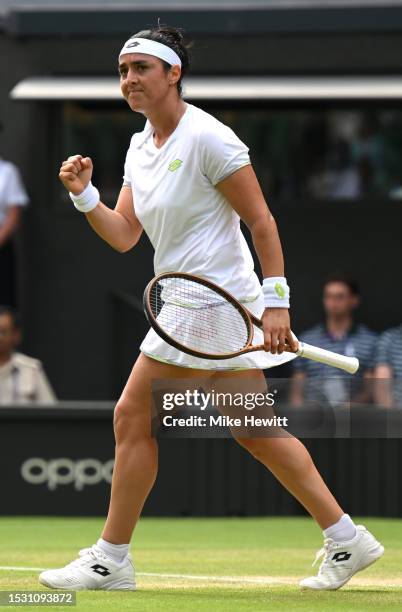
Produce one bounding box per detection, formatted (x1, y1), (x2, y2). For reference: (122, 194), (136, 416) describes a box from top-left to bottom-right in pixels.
(168, 159), (183, 172)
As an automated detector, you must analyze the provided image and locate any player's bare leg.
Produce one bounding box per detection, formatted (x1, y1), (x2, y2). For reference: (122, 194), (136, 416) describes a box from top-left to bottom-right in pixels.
(102, 354), (212, 543)
(39, 354), (213, 590)
(210, 368), (343, 527)
(210, 368), (383, 590)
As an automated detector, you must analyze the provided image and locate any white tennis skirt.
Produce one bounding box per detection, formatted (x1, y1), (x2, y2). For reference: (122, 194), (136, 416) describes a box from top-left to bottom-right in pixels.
(140, 292), (297, 371)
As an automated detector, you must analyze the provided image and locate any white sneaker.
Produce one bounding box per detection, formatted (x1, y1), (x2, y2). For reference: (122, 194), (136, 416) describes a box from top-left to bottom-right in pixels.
(39, 545), (135, 591)
(300, 525), (384, 590)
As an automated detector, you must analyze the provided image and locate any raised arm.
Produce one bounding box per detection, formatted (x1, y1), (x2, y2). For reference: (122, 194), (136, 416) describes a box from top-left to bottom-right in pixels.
(59, 155), (142, 253)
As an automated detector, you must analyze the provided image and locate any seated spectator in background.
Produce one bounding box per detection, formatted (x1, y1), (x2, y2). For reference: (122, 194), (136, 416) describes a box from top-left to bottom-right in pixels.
(374, 326), (402, 408)
(326, 139), (361, 199)
(290, 274), (377, 406)
(0, 122), (29, 307)
(0, 305), (56, 404)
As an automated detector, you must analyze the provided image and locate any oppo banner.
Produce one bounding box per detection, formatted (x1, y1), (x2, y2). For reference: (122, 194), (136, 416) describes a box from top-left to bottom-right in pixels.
(0, 404), (201, 517)
(20, 457), (115, 491)
(1, 404), (402, 517)
(0, 405), (116, 516)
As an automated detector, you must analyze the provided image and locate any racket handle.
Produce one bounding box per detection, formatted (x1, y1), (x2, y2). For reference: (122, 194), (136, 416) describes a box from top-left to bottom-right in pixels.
(296, 342), (359, 374)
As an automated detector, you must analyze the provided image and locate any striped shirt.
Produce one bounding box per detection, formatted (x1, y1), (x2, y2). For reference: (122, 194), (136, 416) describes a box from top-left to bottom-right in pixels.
(375, 325), (402, 406)
(376, 325), (402, 376)
(292, 323), (378, 404)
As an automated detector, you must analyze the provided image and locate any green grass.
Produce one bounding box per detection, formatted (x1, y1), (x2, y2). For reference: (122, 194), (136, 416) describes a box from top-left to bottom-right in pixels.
(0, 517), (401, 611)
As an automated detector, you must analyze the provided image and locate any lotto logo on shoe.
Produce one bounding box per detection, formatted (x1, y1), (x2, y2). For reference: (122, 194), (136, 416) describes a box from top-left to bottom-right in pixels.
(332, 552), (352, 562)
(91, 564), (112, 577)
(20, 458), (114, 490)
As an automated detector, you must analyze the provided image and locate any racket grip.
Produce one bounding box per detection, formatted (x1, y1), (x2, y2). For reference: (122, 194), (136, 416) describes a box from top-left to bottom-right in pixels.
(297, 342), (359, 374)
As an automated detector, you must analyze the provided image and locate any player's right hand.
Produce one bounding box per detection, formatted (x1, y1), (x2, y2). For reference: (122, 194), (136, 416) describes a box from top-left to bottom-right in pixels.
(59, 155), (93, 195)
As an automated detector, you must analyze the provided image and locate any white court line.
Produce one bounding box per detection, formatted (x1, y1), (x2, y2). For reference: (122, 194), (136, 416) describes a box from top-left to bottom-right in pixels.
(1, 567), (401, 588)
(0, 566), (292, 584)
(139, 572), (293, 585)
(0, 567), (45, 572)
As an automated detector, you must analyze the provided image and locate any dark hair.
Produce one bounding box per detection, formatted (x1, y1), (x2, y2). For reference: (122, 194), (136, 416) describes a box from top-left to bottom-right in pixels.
(0, 305), (20, 328)
(322, 273), (360, 296)
(130, 25), (191, 96)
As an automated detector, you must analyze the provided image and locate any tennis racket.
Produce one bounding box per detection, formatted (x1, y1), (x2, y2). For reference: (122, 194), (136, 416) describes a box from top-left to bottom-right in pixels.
(143, 272), (359, 374)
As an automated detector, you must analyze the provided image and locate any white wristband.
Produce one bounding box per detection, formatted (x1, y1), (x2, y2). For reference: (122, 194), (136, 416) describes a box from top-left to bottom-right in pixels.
(262, 277), (290, 308)
(69, 181), (100, 213)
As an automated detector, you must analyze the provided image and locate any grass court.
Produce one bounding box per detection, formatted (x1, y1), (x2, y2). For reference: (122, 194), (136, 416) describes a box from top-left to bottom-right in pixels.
(0, 516), (401, 611)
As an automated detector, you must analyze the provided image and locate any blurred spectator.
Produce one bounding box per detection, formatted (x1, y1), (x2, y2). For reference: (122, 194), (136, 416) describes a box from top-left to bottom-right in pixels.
(374, 326), (402, 408)
(326, 139), (360, 199)
(290, 274), (377, 406)
(0, 122), (29, 307)
(0, 305), (56, 404)
(351, 113), (385, 190)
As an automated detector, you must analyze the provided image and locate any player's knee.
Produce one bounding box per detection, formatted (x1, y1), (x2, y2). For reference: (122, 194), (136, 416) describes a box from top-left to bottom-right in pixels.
(113, 400), (149, 444)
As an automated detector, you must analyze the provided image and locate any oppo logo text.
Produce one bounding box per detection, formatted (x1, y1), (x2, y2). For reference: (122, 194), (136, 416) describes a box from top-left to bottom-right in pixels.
(20, 458), (114, 490)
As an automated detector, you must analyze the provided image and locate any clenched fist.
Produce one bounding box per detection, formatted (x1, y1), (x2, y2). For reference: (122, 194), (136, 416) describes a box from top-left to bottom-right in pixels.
(59, 155), (93, 195)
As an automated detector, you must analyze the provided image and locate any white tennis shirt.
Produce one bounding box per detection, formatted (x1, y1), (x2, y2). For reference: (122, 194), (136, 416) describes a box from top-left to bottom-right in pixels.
(123, 103), (261, 301)
(123, 104), (296, 369)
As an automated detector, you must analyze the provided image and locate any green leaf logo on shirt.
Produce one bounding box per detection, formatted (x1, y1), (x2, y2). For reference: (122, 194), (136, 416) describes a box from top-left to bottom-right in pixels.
(275, 282), (286, 299)
(168, 159), (183, 172)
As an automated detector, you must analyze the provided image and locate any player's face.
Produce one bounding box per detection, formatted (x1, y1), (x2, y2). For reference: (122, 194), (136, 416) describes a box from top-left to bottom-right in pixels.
(119, 53), (177, 112)
(0, 314), (19, 356)
(323, 282), (359, 319)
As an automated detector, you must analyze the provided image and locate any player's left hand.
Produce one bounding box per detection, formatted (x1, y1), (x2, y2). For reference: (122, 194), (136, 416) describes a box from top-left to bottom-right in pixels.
(262, 308), (298, 355)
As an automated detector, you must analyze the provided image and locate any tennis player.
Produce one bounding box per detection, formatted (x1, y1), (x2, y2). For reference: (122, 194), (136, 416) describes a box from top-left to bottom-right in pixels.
(40, 25), (383, 591)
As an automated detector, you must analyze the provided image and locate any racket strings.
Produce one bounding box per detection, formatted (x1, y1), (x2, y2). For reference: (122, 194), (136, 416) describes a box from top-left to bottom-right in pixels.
(149, 277), (250, 355)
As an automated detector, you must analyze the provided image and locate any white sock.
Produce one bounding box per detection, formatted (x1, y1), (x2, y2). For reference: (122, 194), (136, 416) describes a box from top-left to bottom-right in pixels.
(96, 538), (130, 564)
(323, 514), (357, 542)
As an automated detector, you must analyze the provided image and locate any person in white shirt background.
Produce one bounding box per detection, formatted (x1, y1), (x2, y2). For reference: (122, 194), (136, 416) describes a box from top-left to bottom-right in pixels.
(0, 121), (29, 308)
(0, 305), (56, 405)
(39, 25), (383, 593)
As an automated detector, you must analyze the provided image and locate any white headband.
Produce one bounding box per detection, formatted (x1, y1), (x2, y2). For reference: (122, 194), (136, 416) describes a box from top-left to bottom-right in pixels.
(119, 37), (182, 67)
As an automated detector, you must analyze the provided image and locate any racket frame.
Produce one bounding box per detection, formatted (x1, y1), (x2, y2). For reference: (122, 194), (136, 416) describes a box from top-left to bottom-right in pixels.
(143, 271), (263, 360)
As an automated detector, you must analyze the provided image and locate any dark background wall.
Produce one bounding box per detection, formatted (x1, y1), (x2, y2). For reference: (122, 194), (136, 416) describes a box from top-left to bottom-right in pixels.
(1, 406), (401, 518)
(1, 5), (402, 399)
